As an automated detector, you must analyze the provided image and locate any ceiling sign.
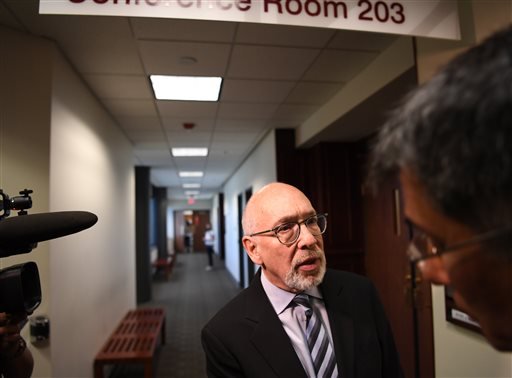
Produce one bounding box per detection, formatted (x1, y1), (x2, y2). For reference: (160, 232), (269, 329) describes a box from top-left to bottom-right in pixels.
(39, 0), (460, 40)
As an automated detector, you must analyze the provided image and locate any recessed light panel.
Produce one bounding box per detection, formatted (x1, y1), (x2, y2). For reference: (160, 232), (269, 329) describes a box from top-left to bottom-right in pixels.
(185, 190), (200, 196)
(150, 75), (222, 101)
(171, 148), (208, 157)
(183, 183), (201, 189)
(179, 171), (204, 178)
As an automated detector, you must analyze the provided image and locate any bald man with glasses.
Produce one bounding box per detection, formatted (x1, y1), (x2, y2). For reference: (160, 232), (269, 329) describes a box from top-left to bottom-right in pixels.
(201, 182), (402, 378)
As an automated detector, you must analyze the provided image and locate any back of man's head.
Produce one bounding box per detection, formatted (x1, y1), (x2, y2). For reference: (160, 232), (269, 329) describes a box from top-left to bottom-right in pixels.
(369, 25), (512, 239)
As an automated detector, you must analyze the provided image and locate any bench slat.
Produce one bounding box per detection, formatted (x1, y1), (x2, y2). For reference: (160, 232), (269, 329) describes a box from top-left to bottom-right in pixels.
(93, 307), (165, 378)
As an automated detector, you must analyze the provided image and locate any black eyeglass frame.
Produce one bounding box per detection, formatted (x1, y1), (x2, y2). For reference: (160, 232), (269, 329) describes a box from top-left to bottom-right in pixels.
(407, 223), (512, 263)
(248, 213), (328, 246)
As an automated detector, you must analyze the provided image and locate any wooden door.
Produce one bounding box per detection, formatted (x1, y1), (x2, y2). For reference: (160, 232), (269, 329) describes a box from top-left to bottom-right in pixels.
(363, 175), (434, 378)
(192, 210), (211, 252)
(174, 210), (186, 253)
(237, 193), (245, 288)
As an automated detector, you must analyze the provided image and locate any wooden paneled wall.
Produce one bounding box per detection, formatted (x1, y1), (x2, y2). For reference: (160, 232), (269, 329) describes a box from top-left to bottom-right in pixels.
(275, 129), (366, 274)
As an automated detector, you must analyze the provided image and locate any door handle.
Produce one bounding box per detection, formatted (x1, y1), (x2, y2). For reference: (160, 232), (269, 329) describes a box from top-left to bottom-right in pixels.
(404, 274), (422, 307)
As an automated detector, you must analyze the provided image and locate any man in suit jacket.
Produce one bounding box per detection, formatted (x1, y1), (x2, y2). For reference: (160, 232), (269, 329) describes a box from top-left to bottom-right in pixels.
(202, 182), (402, 377)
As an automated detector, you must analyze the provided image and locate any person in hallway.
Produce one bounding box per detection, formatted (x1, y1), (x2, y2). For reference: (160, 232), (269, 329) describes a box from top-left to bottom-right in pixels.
(201, 182), (403, 377)
(0, 312), (33, 378)
(204, 223), (215, 271)
(367, 25), (512, 351)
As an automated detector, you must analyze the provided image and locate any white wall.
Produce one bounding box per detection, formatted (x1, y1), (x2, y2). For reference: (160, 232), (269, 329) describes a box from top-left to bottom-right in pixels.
(48, 47), (136, 377)
(0, 25), (53, 377)
(222, 130), (277, 284)
(0, 26), (135, 378)
(210, 194), (220, 257)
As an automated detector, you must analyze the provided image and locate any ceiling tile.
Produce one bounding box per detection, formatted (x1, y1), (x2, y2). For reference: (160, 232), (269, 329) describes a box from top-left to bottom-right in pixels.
(139, 40), (231, 76)
(162, 117), (216, 132)
(115, 116), (162, 131)
(84, 74), (152, 99)
(215, 119), (268, 133)
(212, 131), (261, 144)
(103, 99), (157, 117)
(67, 37), (143, 75)
(157, 101), (218, 117)
(227, 45), (319, 80)
(218, 103), (278, 119)
(132, 18), (237, 42)
(221, 79), (295, 103)
(134, 149), (172, 166)
(165, 131), (212, 146)
(174, 158), (207, 171)
(28, 16), (143, 74)
(209, 146), (249, 156)
(125, 130), (167, 143)
(151, 168), (180, 186)
(236, 23), (334, 47)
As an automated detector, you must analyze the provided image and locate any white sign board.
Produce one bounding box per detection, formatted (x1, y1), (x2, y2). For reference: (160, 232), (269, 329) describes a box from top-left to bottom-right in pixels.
(40, 0), (460, 40)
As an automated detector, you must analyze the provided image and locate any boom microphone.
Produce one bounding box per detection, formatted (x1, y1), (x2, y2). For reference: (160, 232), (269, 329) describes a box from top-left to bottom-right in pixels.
(0, 211), (98, 257)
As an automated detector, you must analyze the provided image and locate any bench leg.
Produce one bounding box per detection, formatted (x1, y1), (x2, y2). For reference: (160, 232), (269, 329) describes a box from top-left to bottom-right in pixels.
(144, 360), (153, 378)
(93, 361), (104, 378)
(161, 317), (166, 345)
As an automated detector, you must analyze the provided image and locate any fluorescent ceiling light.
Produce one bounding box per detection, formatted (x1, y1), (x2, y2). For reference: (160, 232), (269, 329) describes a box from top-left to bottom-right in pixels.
(172, 148), (208, 157)
(185, 190), (200, 196)
(179, 171), (204, 178)
(183, 183), (201, 189)
(150, 75), (222, 101)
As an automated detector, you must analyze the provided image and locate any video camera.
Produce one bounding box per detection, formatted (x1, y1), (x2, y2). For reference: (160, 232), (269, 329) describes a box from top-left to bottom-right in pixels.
(0, 188), (98, 316)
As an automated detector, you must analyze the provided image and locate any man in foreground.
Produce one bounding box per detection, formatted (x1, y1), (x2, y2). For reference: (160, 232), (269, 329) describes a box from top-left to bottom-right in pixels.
(202, 182), (402, 377)
(368, 26), (512, 351)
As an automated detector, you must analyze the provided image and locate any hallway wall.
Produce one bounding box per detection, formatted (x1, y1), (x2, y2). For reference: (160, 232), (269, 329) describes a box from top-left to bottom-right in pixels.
(222, 130), (277, 284)
(48, 48), (136, 376)
(1, 26), (136, 377)
(0, 25), (53, 377)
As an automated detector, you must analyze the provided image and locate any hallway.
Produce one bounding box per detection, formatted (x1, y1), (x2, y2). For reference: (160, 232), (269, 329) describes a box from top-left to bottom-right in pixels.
(114, 252), (241, 378)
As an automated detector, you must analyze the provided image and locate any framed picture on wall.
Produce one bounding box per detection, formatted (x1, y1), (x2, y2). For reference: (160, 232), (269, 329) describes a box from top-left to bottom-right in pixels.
(445, 286), (482, 333)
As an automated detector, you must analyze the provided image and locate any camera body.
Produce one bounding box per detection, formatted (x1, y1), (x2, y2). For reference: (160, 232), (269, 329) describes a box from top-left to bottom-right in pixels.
(0, 189), (41, 316)
(0, 189), (97, 318)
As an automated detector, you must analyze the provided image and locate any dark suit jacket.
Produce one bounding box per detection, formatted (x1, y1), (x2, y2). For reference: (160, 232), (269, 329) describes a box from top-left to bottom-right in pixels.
(201, 269), (403, 378)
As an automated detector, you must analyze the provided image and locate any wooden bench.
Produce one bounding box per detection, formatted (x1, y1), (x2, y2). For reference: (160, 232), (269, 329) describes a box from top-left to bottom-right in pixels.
(152, 254), (175, 280)
(93, 307), (166, 378)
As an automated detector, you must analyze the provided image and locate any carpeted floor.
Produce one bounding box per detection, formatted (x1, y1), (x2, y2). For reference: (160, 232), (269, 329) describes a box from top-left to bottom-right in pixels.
(113, 252), (240, 378)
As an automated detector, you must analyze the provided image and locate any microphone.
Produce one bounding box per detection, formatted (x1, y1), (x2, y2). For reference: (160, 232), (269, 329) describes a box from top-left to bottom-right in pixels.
(0, 211), (98, 257)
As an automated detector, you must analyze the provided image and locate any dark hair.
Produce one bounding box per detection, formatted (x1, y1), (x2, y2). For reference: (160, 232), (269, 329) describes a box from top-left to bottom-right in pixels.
(368, 25), (512, 237)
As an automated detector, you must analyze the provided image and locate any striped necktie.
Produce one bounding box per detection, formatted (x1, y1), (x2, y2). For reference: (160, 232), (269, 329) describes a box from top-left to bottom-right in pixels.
(293, 293), (338, 378)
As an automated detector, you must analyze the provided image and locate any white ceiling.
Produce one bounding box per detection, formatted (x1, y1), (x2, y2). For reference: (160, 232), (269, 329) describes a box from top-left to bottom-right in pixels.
(0, 0), (400, 200)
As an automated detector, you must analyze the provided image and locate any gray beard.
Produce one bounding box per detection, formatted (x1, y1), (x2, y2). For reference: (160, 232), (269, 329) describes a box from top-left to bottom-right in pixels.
(284, 252), (326, 291)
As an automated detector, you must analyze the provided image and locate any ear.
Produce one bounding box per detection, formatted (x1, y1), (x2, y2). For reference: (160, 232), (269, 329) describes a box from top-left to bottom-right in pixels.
(242, 236), (263, 265)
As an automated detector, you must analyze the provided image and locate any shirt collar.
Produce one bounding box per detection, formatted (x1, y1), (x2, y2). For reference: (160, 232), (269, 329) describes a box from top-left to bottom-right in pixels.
(260, 270), (323, 315)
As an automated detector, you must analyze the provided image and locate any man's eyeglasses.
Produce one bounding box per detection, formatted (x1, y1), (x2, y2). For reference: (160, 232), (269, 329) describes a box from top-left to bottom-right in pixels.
(407, 223), (512, 263)
(248, 213), (328, 245)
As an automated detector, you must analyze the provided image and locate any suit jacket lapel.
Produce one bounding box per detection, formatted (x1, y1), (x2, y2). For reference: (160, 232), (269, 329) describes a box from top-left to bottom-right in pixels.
(320, 270), (355, 378)
(245, 270), (308, 378)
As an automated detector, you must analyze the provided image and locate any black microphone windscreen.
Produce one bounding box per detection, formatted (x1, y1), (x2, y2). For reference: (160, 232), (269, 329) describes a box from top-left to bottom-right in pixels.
(0, 211), (98, 257)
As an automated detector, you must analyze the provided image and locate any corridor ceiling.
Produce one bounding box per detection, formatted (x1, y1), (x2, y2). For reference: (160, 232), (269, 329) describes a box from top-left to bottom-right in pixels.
(0, 0), (404, 200)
